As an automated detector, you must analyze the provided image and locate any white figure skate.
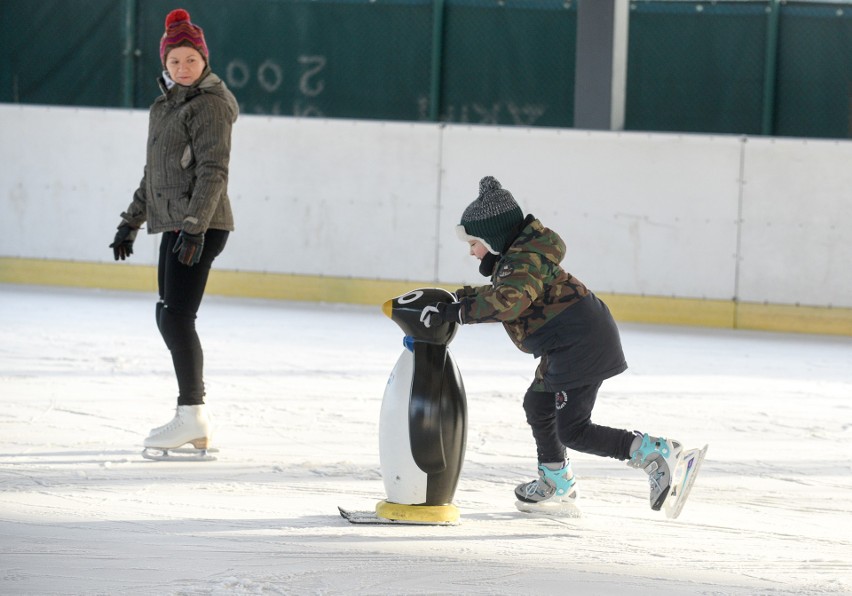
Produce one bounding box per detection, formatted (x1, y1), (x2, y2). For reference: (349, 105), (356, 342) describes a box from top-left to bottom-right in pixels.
(142, 405), (216, 461)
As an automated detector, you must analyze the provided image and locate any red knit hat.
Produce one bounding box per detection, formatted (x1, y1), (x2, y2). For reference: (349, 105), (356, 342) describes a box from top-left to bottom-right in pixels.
(159, 9), (208, 66)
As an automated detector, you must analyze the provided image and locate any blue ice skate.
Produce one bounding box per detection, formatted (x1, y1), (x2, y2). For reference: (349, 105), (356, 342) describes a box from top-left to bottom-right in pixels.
(515, 462), (580, 517)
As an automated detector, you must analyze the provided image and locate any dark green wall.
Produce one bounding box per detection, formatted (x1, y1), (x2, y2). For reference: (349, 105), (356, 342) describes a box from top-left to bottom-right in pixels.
(1, 0), (849, 137)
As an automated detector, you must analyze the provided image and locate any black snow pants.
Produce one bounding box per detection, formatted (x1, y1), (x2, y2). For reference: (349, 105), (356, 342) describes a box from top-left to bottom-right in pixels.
(523, 382), (636, 464)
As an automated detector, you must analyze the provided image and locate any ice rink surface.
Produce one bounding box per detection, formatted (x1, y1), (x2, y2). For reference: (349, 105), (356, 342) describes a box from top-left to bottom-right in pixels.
(1, 284), (851, 595)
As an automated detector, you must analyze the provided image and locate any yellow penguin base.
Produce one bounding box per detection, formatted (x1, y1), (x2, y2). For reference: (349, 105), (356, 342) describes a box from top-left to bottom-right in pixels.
(375, 500), (460, 525)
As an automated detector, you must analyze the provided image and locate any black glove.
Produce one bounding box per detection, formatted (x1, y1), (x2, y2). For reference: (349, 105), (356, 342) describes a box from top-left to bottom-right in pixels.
(173, 230), (205, 266)
(419, 302), (462, 328)
(454, 286), (477, 300)
(109, 223), (138, 261)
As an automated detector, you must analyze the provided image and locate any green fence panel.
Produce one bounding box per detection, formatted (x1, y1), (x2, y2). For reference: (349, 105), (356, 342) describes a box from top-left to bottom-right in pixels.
(440, 0), (576, 127)
(625, 1), (769, 135)
(2, 0), (851, 138)
(0, 0), (126, 107)
(132, 0), (434, 120)
(774, 2), (852, 138)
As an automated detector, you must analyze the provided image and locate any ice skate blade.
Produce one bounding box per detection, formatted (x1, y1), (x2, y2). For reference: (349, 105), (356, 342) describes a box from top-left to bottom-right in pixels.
(515, 499), (582, 518)
(663, 444), (708, 519)
(141, 446), (218, 462)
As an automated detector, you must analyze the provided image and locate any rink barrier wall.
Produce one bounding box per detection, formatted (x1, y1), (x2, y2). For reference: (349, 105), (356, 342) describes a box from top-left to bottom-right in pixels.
(1, 105), (851, 337)
(2, 257), (850, 337)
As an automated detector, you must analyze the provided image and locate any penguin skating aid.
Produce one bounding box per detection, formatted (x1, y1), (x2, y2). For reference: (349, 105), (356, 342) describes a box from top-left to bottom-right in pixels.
(338, 505), (459, 526)
(339, 288), (467, 526)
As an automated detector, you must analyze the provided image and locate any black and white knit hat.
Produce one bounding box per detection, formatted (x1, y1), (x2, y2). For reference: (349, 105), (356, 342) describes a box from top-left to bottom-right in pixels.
(456, 176), (524, 255)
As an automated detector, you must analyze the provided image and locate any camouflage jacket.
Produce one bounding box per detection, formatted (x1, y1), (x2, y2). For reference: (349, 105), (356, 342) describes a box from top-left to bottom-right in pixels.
(120, 68), (238, 235)
(457, 217), (591, 354)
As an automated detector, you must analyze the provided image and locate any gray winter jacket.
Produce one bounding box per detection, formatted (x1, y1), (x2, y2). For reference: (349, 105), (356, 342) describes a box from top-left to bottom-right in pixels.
(121, 68), (238, 235)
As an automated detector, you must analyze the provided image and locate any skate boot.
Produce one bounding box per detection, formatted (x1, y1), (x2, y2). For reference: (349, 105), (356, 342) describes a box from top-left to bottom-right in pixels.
(627, 433), (683, 511)
(142, 405), (215, 461)
(514, 462), (580, 516)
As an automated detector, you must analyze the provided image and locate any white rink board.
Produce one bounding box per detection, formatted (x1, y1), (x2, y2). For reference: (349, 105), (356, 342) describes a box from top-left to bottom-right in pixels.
(0, 106), (157, 263)
(439, 126), (742, 299)
(0, 106), (443, 282)
(738, 137), (852, 308)
(219, 117), (442, 281)
(1, 104), (851, 308)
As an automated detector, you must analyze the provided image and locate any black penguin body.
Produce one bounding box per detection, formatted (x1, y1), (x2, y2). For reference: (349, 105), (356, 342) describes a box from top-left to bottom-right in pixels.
(379, 288), (467, 506)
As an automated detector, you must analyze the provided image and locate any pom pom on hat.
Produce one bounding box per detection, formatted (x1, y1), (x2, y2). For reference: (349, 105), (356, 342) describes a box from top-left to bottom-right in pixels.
(456, 176), (524, 255)
(479, 175), (503, 196)
(166, 8), (191, 26)
(160, 8), (209, 66)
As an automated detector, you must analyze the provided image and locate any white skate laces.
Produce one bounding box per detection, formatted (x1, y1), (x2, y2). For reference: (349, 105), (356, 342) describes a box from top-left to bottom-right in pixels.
(148, 406), (179, 435)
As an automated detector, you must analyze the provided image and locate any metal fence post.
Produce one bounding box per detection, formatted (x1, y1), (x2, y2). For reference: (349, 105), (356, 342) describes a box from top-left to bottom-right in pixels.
(761, 0), (780, 135)
(429, 0), (445, 122)
(122, 0), (137, 108)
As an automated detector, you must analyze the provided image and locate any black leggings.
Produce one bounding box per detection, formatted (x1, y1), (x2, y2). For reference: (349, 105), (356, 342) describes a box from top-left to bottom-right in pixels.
(523, 383), (635, 464)
(156, 229), (229, 405)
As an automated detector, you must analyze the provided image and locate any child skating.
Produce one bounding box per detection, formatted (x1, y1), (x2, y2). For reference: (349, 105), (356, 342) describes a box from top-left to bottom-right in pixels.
(419, 176), (706, 518)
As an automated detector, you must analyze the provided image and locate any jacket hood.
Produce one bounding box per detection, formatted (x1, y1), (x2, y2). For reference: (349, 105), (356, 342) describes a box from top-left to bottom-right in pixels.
(197, 71), (239, 122)
(505, 216), (566, 267)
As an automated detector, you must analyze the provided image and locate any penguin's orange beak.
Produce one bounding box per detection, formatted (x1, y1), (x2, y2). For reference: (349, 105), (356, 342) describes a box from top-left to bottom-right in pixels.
(382, 299), (393, 319)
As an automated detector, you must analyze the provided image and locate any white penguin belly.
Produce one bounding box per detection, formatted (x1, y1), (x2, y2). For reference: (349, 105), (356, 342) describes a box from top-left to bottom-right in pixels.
(379, 349), (428, 504)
